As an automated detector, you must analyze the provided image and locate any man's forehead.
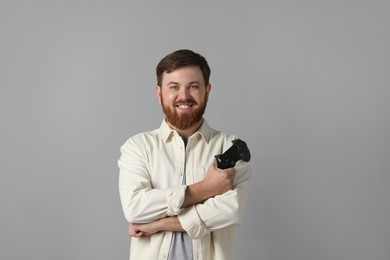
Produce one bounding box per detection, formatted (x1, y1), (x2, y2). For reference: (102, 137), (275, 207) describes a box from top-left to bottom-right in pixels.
(161, 66), (205, 84)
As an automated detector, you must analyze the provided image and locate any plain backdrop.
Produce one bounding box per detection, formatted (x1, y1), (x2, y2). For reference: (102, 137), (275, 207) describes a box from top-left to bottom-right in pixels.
(1, 1), (389, 260)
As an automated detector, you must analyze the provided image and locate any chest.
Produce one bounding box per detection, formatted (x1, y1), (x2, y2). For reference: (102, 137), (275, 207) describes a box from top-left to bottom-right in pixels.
(147, 136), (224, 187)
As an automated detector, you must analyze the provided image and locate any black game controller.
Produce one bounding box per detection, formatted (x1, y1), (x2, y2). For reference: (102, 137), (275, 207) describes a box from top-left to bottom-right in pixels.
(215, 139), (251, 169)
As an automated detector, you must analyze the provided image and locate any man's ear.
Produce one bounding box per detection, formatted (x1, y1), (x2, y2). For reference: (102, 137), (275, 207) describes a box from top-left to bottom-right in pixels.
(156, 85), (162, 105)
(206, 84), (211, 101)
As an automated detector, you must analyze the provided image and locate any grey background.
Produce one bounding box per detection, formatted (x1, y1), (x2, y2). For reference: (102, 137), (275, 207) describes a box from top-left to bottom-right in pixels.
(1, 0), (389, 260)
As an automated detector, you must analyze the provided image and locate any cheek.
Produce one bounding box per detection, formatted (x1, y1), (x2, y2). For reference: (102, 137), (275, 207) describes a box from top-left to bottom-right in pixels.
(162, 92), (176, 104)
(193, 92), (206, 103)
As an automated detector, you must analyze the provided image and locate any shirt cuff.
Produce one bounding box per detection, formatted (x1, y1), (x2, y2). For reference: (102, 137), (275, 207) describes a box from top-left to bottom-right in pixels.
(166, 185), (186, 216)
(178, 206), (210, 239)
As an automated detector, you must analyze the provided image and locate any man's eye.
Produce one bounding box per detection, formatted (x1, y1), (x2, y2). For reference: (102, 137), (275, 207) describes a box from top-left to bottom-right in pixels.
(170, 86), (179, 90)
(190, 85), (199, 89)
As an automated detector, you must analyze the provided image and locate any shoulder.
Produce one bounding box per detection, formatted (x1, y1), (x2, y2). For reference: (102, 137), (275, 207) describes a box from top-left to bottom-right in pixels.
(207, 125), (239, 150)
(121, 129), (161, 151)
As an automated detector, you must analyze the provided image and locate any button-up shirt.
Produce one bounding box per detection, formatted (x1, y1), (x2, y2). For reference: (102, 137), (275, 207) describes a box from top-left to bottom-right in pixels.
(118, 119), (251, 260)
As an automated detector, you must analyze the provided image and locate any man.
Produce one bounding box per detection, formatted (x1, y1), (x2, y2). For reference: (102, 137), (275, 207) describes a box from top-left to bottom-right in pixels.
(118, 49), (251, 260)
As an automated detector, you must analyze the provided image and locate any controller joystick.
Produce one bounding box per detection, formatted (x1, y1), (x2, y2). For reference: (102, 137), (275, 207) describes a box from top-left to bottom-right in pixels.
(215, 139), (251, 169)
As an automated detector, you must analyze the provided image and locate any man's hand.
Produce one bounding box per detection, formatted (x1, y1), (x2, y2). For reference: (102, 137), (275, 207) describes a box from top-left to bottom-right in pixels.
(202, 164), (236, 195)
(182, 164), (236, 208)
(128, 222), (159, 237)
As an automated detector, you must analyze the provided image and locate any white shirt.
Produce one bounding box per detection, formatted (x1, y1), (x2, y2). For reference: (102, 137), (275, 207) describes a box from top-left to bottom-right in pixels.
(118, 119), (251, 260)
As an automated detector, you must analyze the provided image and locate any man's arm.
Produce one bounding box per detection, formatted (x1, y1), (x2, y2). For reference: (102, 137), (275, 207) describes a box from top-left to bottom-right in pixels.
(119, 137), (188, 223)
(128, 216), (183, 237)
(182, 164), (236, 208)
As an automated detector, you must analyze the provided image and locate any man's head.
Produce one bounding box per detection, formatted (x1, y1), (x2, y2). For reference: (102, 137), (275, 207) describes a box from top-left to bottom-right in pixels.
(156, 49), (211, 131)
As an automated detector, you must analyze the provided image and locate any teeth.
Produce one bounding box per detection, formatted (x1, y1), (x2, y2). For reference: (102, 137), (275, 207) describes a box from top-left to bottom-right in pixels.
(178, 105), (191, 109)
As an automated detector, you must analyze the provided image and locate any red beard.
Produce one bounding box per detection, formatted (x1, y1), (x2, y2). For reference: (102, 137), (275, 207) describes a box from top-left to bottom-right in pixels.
(161, 97), (207, 130)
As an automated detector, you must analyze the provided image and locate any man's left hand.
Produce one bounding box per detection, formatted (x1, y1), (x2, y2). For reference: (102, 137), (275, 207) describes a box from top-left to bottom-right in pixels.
(128, 222), (159, 237)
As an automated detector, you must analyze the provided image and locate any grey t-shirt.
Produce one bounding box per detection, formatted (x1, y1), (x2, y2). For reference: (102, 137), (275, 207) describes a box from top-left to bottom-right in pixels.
(168, 231), (193, 260)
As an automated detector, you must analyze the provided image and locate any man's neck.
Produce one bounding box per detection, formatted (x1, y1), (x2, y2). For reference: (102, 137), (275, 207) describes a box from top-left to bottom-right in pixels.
(167, 118), (204, 139)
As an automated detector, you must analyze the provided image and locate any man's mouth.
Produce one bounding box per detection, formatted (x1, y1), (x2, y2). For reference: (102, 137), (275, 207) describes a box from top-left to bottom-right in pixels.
(176, 104), (193, 109)
(175, 100), (197, 110)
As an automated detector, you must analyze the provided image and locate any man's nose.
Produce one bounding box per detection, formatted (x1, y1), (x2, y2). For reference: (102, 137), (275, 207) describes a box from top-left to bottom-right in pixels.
(178, 87), (190, 99)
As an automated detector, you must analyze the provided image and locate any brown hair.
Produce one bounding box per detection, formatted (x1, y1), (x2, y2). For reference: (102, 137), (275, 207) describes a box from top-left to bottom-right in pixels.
(156, 49), (211, 86)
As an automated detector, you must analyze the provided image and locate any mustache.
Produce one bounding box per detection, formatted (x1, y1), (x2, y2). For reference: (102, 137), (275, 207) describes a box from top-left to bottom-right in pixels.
(175, 99), (198, 105)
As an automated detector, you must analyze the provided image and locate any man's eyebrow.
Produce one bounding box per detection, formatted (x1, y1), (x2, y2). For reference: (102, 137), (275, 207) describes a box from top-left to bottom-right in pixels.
(166, 81), (201, 85)
(189, 81), (201, 84)
(167, 81), (179, 85)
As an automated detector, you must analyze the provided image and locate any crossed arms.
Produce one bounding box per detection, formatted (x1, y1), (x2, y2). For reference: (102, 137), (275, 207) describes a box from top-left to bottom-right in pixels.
(128, 164), (236, 237)
(118, 137), (251, 239)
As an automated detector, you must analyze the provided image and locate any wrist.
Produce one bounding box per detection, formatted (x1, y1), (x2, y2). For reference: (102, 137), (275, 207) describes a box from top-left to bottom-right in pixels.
(155, 218), (164, 232)
(187, 181), (213, 203)
(155, 216), (184, 232)
(197, 180), (214, 199)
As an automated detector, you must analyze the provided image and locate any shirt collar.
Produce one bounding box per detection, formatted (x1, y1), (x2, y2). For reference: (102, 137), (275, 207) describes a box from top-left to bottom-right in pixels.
(158, 118), (211, 144)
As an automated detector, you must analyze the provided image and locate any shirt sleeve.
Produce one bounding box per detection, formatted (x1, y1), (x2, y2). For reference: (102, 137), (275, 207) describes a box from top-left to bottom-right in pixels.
(178, 161), (251, 239)
(118, 137), (186, 223)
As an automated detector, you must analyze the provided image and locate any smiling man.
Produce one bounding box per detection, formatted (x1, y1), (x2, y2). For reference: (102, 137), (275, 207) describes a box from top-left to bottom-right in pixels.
(118, 49), (251, 260)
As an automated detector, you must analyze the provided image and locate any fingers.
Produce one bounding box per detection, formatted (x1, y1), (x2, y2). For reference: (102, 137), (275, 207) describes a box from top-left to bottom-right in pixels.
(210, 163), (236, 176)
(128, 224), (144, 237)
(203, 163), (237, 196)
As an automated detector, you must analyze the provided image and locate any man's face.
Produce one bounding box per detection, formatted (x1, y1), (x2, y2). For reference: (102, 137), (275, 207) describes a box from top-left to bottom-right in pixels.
(156, 66), (211, 130)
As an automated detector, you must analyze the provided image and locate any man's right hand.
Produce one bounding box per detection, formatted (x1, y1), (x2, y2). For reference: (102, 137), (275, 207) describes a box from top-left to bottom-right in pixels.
(201, 164), (236, 196)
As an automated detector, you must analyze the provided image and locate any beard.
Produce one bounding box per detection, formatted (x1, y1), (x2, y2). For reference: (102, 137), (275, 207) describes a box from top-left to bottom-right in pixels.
(161, 97), (207, 130)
